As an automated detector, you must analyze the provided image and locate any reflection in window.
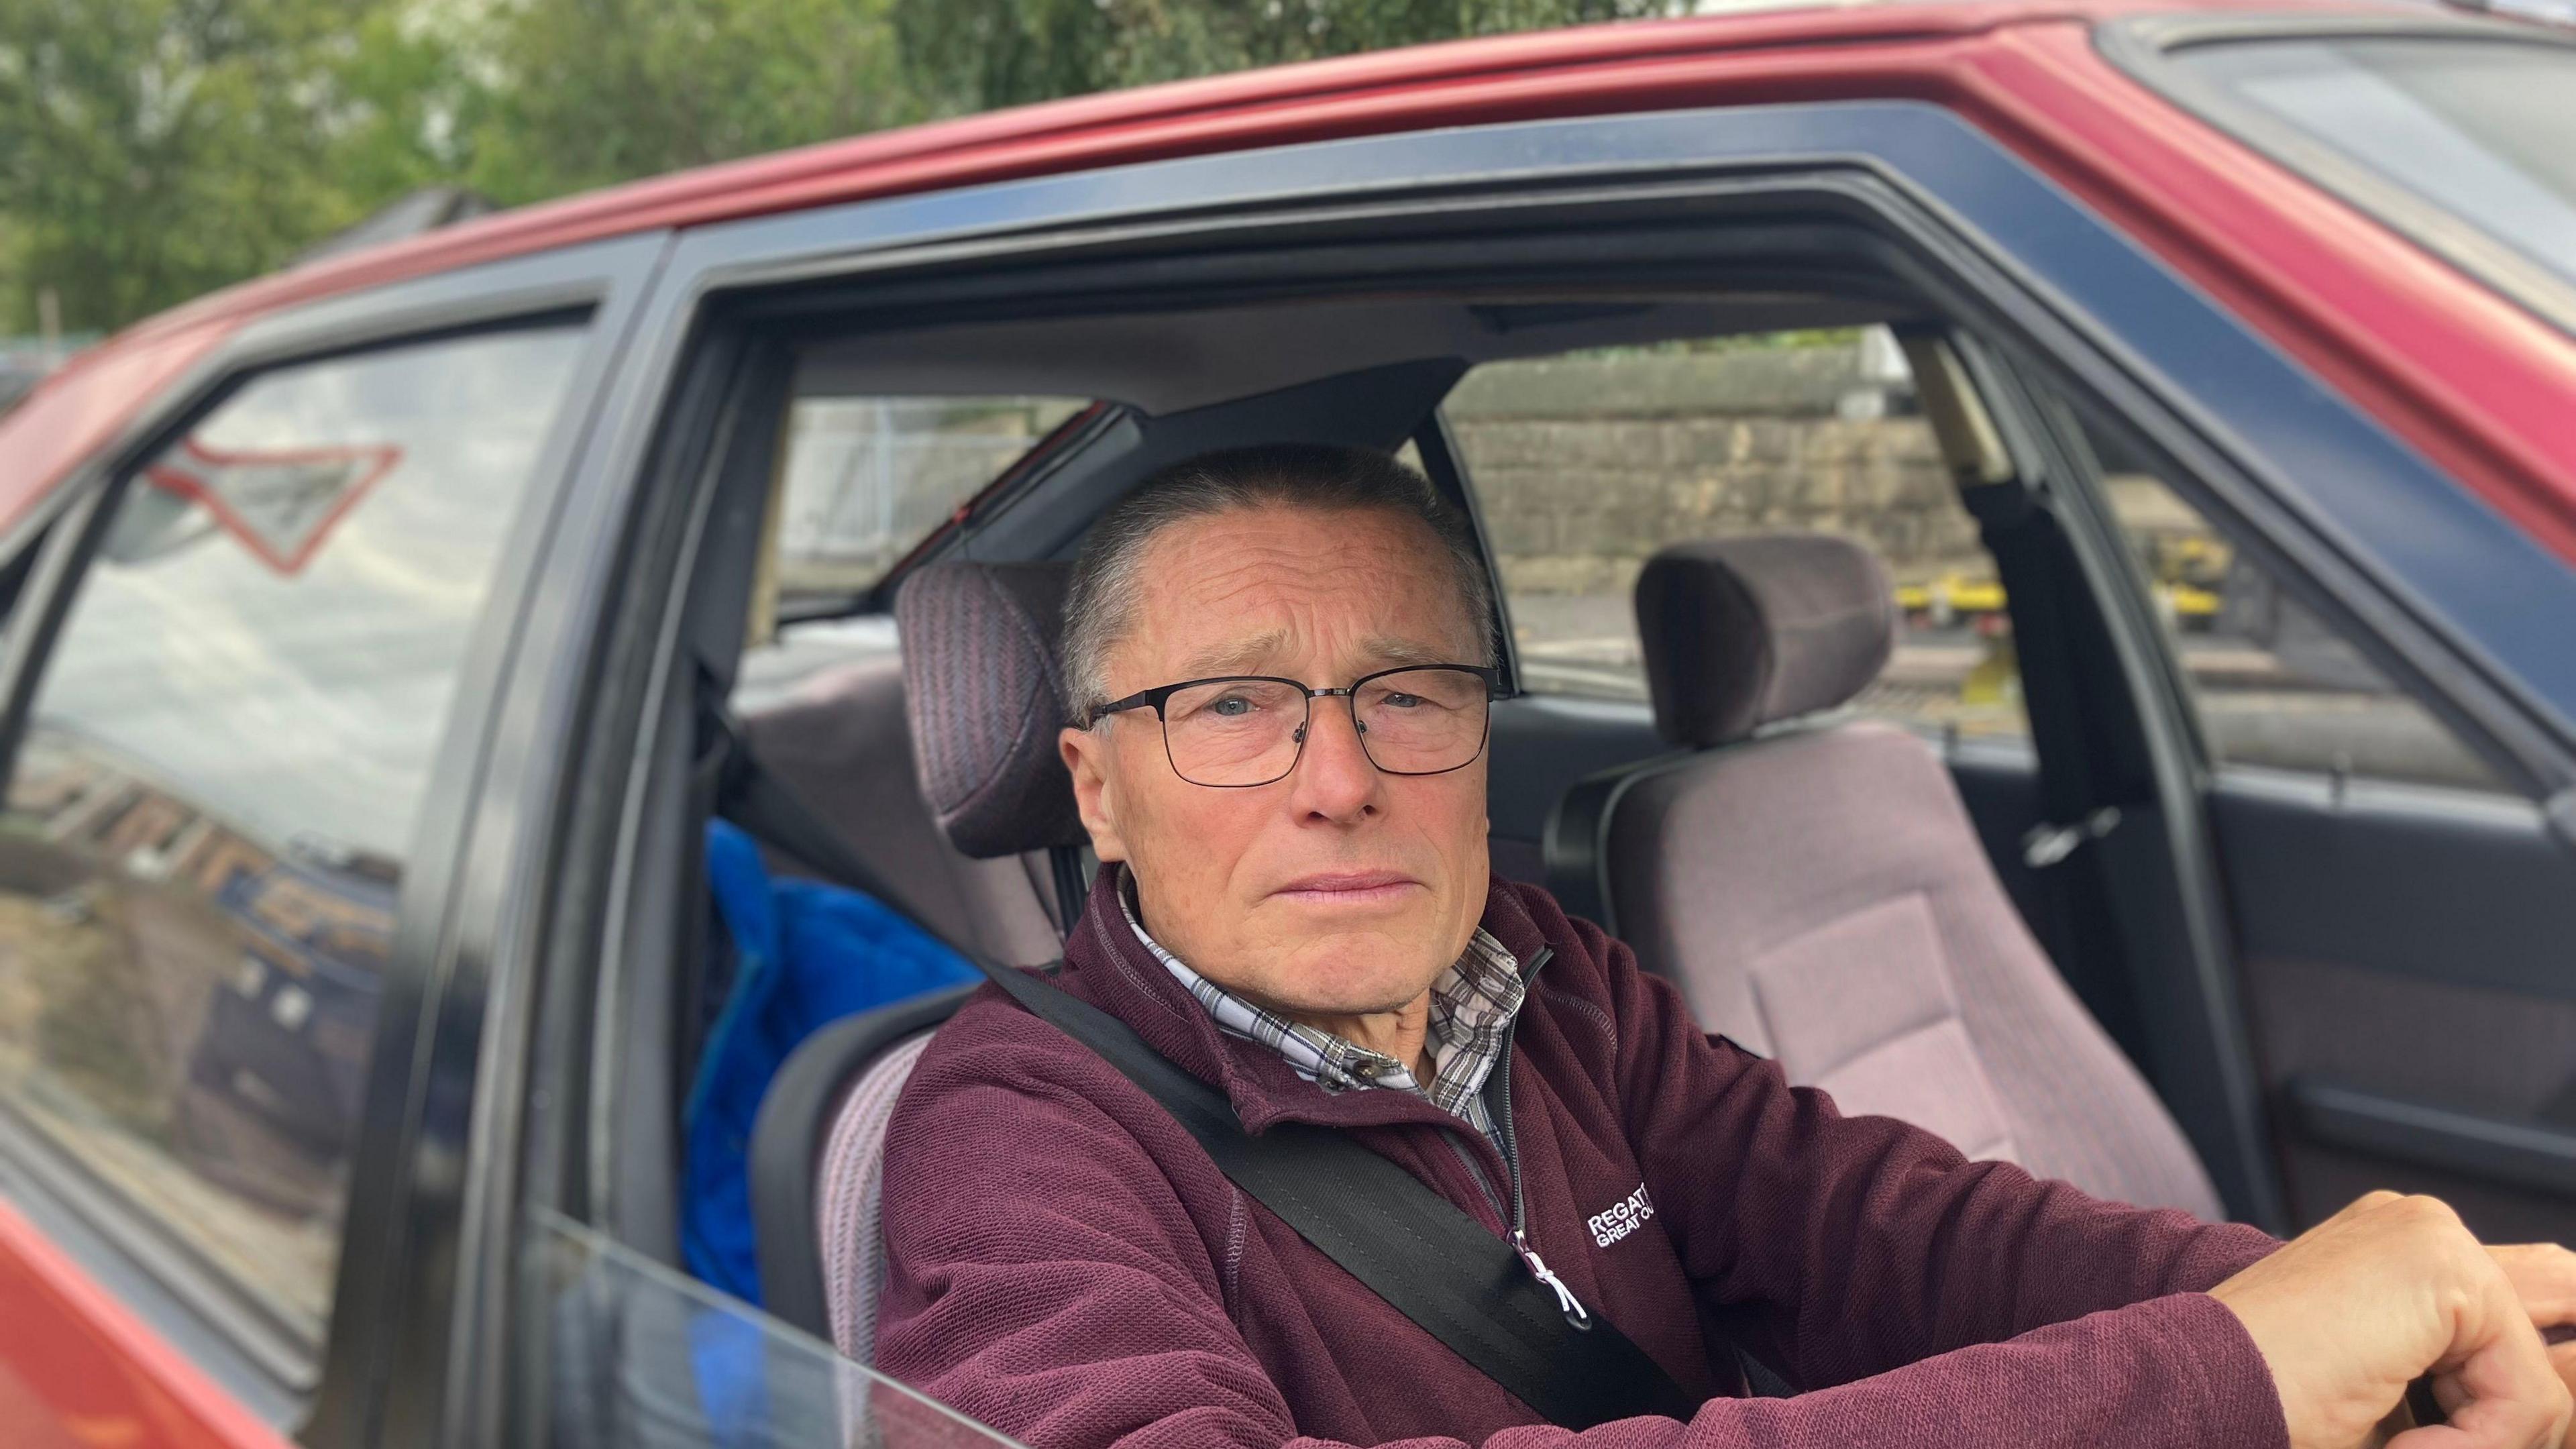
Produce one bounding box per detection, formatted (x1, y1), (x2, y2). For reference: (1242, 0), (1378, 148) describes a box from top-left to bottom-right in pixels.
(2082, 424), (2504, 793)
(1457, 327), (2027, 739)
(0, 325), (586, 1350)
(522, 1208), (1019, 1448)
(2171, 38), (2576, 296)
(773, 395), (1087, 602)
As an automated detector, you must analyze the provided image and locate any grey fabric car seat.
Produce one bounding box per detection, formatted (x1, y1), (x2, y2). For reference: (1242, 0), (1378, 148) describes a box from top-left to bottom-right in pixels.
(1546, 533), (2223, 1218)
(751, 559), (1093, 1354)
(740, 647), (1066, 967)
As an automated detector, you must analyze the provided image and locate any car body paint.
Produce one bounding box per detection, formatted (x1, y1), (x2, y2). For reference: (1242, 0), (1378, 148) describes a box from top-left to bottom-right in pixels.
(0, 1196), (298, 1449)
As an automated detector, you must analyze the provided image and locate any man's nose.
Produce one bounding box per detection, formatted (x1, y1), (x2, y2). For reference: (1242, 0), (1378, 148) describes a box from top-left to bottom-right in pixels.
(1287, 695), (1379, 820)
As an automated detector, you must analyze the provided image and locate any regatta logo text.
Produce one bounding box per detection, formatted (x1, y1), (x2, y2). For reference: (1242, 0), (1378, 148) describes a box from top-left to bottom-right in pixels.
(1587, 1183), (1654, 1247)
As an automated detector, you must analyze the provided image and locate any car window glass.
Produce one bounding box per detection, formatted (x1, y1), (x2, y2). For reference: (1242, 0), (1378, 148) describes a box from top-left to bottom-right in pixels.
(0, 324), (587, 1356)
(773, 394), (1087, 604)
(520, 1206), (1022, 1448)
(2068, 411), (2506, 793)
(1456, 326), (2029, 741)
(2170, 37), (2576, 297)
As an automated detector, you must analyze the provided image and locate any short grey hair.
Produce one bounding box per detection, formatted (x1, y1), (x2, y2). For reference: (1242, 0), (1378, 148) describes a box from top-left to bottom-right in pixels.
(1062, 443), (1497, 722)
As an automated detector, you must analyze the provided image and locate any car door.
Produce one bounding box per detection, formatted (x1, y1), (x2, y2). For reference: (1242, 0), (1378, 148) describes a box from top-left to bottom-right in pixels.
(2041, 403), (2576, 1246)
(455, 30), (2576, 1446)
(2026, 20), (2576, 1242)
(0, 236), (658, 1449)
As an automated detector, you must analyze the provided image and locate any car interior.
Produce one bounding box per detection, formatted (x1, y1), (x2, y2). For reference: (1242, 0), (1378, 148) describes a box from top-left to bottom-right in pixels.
(531, 208), (2576, 1380)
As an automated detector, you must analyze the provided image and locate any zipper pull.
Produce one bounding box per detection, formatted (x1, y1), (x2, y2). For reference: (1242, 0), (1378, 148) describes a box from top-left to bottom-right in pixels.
(1515, 1230), (1591, 1326)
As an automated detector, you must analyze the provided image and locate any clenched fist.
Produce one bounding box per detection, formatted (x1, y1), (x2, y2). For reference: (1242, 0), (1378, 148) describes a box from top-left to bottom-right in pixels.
(2212, 1192), (2576, 1449)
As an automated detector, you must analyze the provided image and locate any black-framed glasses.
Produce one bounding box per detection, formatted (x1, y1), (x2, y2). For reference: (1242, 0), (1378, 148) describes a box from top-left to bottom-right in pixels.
(1081, 664), (1509, 788)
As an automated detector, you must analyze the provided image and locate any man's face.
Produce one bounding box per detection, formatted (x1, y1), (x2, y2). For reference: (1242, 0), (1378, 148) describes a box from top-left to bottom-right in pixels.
(1060, 503), (1492, 1019)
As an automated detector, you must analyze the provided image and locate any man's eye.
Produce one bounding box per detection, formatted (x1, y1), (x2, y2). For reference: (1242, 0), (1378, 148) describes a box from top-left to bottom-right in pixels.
(1208, 694), (1259, 718)
(1381, 692), (1424, 709)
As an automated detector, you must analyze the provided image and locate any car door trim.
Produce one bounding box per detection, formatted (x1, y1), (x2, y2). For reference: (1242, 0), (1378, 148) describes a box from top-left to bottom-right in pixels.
(0, 233), (665, 1448)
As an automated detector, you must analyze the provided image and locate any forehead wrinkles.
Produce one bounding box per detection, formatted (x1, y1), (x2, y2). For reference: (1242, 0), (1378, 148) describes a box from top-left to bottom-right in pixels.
(1120, 508), (1472, 680)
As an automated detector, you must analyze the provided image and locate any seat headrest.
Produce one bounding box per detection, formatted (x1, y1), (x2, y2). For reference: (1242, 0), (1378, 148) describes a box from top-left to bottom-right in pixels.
(896, 561), (1089, 859)
(1635, 533), (1895, 749)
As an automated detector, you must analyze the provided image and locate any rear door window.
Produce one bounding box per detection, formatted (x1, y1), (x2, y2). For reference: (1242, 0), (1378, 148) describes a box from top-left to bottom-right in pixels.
(745, 392), (1088, 694)
(0, 323), (587, 1363)
(773, 394), (1088, 599)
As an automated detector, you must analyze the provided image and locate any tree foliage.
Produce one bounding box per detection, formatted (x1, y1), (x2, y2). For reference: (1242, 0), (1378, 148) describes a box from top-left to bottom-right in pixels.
(896, 0), (1666, 115)
(1, 0), (1672, 335)
(0, 0), (471, 331)
(463, 0), (924, 206)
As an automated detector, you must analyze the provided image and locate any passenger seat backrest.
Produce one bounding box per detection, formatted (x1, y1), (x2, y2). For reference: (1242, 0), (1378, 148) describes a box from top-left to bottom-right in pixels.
(816, 1030), (937, 1361)
(750, 983), (974, 1340)
(757, 560), (1098, 1350)
(1552, 533), (2224, 1218)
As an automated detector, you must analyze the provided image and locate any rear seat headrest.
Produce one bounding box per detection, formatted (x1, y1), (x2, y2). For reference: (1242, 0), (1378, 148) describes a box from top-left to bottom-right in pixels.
(896, 561), (1090, 859)
(1635, 533), (1895, 749)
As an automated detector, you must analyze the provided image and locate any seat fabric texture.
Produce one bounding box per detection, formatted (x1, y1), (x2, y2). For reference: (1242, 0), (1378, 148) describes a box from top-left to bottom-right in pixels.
(1572, 532), (2222, 1218)
(808, 559), (1095, 1350)
(742, 649), (1065, 966)
(817, 1031), (936, 1361)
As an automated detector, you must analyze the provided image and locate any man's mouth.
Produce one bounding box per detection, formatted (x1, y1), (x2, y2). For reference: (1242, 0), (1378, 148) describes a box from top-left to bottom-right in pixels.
(1271, 870), (1424, 908)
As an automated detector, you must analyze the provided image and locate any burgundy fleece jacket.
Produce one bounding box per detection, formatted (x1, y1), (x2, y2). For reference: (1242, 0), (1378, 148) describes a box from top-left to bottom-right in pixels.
(873, 871), (2289, 1448)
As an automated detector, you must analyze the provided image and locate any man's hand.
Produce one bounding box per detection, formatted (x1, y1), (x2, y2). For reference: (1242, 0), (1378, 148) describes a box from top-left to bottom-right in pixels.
(2489, 1244), (2576, 1419)
(2210, 1191), (2570, 1449)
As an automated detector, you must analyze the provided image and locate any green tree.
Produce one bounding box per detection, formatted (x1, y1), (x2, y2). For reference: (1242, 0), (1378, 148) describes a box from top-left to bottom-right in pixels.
(896, 0), (1676, 115)
(0, 0), (1682, 335)
(0, 0), (476, 333)
(461, 0), (923, 206)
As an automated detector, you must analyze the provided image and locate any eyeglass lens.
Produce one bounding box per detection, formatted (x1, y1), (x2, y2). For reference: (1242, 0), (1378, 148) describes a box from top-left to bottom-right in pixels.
(1159, 667), (1490, 787)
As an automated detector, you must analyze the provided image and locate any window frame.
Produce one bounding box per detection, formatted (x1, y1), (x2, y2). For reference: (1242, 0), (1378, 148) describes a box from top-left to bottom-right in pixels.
(0, 233), (661, 1447)
(551, 142), (2273, 1278)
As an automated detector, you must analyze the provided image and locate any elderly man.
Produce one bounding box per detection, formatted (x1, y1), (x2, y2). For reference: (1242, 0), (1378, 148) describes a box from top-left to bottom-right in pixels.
(874, 443), (2576, 1449)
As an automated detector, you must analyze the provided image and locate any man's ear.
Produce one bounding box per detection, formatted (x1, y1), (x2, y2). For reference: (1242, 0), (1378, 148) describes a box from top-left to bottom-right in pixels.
(1060, 725), (1128, 863)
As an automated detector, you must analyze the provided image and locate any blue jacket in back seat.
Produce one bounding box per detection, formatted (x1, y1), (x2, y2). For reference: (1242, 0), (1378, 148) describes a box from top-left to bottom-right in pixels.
(683, 817), (977, 1303)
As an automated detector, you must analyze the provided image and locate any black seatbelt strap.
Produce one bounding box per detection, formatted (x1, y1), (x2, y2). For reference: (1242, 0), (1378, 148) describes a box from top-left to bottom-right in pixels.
(1046, 845), (1089, 934)
(969, 955), (1702, 1431)
(674, 711), (737, 1103)
(1959, 481), (2150, 1061)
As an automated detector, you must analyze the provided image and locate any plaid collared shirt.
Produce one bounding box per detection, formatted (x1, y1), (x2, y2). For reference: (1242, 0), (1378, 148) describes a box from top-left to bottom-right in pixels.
(1118, 870), (1525, 1145)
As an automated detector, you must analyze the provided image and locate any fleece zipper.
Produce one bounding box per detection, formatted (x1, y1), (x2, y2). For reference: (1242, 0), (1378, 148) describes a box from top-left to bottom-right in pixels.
(1483, 947), (1589, 1326)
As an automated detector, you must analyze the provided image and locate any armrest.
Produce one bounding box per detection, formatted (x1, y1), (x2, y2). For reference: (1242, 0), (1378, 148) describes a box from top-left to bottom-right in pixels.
(2289, 1076), (2576, 1198)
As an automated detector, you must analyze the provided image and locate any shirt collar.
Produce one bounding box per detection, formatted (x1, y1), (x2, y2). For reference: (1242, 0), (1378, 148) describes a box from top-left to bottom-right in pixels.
(1116, 867), (1525, 1128)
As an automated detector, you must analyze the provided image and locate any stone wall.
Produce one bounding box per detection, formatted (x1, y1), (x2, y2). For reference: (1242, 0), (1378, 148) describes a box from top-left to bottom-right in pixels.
(1444, 346), (1983, 594)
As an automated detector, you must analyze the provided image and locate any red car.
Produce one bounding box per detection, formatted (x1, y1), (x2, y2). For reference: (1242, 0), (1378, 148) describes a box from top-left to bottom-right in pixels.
(2, 2), (2573, 1445)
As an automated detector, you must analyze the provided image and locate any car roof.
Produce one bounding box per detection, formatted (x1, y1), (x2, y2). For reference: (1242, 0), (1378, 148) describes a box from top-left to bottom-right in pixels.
(0, 0), (2428, 536)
